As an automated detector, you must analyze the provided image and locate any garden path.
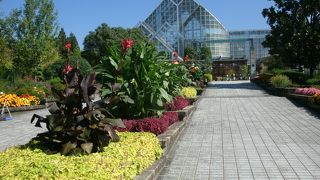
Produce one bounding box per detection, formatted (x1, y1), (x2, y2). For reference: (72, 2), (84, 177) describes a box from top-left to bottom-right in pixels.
(160, 80), (320, 180)
(0, 108), (49, 151)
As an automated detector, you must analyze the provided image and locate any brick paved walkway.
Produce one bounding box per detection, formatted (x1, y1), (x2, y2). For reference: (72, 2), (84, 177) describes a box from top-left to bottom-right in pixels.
(0, 108), (49, 151)
(159, 81), (320, 180)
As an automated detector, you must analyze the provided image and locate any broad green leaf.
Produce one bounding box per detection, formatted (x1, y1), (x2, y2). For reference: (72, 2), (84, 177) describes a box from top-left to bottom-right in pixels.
(102, 73), (114, 79)
(163, 81), (169, 89)
(109, 57), (118, 70)
(157, 99), (163, 107)
(121, 96), (134, 104)
(101, 89), (112, 96)
(140, 47), (145, 59)
(159, 88), (170, 102)
(150, 92), (154, 104)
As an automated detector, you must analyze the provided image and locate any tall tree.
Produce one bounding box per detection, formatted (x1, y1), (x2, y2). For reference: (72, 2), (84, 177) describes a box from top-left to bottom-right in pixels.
(1, 0), (59, 79)
(199, 47), (212, 61)
(56, 28), (67, 57)
(82, 23), (148, 66)
(67, 32), (81, 57)
(0, 34), (13, 74)
(262, 0), (320, 77)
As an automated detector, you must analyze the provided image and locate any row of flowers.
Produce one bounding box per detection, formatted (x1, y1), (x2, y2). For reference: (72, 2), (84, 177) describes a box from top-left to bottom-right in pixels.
(0, 93), (40, 107)
(294, 87), (320, 105)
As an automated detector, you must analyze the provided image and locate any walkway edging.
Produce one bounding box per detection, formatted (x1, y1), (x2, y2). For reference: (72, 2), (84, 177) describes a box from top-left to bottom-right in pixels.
(134, 105), (196, 180)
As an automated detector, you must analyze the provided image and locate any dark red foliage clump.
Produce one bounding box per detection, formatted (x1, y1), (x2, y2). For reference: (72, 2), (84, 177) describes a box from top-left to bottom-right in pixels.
(117, 112), (179, 135)
(165, 96), (191, 111)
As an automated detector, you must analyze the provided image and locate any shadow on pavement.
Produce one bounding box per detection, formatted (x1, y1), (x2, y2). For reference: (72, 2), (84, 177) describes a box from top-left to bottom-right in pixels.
(206, 81), (263, 90)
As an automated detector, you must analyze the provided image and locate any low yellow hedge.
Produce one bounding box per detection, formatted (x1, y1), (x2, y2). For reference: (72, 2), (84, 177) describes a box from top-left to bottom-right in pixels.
(0, 132), (162, 180)
(181, 87), (197, 99)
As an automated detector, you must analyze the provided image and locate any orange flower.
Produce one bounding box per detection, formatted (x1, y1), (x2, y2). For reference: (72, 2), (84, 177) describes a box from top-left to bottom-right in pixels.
(172, 61), (179, 65)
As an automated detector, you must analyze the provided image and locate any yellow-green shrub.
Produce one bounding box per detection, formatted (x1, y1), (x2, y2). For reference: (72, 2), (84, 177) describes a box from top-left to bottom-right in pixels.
(270, 74), (291, 88)
(181, 87), (197, 98)
(204, 73), (213, 82)
(0, 132), (162, 180)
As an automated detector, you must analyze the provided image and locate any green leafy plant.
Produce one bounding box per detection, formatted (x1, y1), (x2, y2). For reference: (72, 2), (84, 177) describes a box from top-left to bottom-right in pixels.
(96, 40), (189, 118)
(270, 74), (291, 88)
(0, 132), (162, 179)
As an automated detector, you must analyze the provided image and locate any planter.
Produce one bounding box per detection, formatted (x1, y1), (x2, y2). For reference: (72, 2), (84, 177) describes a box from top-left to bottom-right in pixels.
(288, 94), (320, 111)
(6, 105), (46, 113)
(268, 87), (296, 97)
(252, 81), (296, 97)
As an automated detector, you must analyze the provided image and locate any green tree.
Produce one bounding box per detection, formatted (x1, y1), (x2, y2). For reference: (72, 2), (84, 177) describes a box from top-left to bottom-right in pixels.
(56, 28), (67, 57)
(67, 32), (81, 57)
(0, 34), (13, 76)
(1, 0), (59, 79)
(82, 23), (148, 66)
(262, 0), (320, 77)
(184, 47), (197, 60)
(199, 46), (212, 61)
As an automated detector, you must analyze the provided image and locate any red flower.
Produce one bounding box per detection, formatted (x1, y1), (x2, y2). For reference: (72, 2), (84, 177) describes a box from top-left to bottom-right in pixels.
(121, 38), (134, 52)
(183, 55), (189, 62)
(65, 42), (72, 50)
(172, 51), (178, 58)
(63, 64), (73, 74)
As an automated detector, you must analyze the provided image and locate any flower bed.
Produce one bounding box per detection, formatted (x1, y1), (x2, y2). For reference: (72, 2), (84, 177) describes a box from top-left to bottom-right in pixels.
(313, 93), (320, 105)
(0, 93), (40, 107)
(117, 112), (179, 135)
(295, 87), (320, 96)
(165, 96), (191, 111)
(0, 132), (162, 180)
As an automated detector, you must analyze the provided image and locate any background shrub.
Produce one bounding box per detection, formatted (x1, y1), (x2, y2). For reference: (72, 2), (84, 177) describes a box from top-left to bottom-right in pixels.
(280, 71), (308, 85)
(270, 75), (291, 88)
(307, 76), (320, 87)
(0, 132), (162, 180)
(204, 73), (213, 82)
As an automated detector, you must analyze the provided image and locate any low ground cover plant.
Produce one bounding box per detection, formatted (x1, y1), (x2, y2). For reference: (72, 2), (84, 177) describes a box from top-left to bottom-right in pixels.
(117, 112), (179, 135)
(165, 96), (191, 111)
(0, 132), (162, 180)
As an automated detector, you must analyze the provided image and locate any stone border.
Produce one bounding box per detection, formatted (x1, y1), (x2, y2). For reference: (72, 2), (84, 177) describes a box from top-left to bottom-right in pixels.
(5, 105), (46, 113)
(252, 81), (296, 97)
(134, 104), (196, 180)
(288, 94), (320, 111)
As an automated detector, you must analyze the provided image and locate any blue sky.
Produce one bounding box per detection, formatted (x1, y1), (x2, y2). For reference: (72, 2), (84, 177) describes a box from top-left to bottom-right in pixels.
(0, 0), (274, 49)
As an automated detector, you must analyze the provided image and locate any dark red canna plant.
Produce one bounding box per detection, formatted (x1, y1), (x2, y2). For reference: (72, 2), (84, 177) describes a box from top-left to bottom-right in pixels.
(30, 42), (125, 156)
